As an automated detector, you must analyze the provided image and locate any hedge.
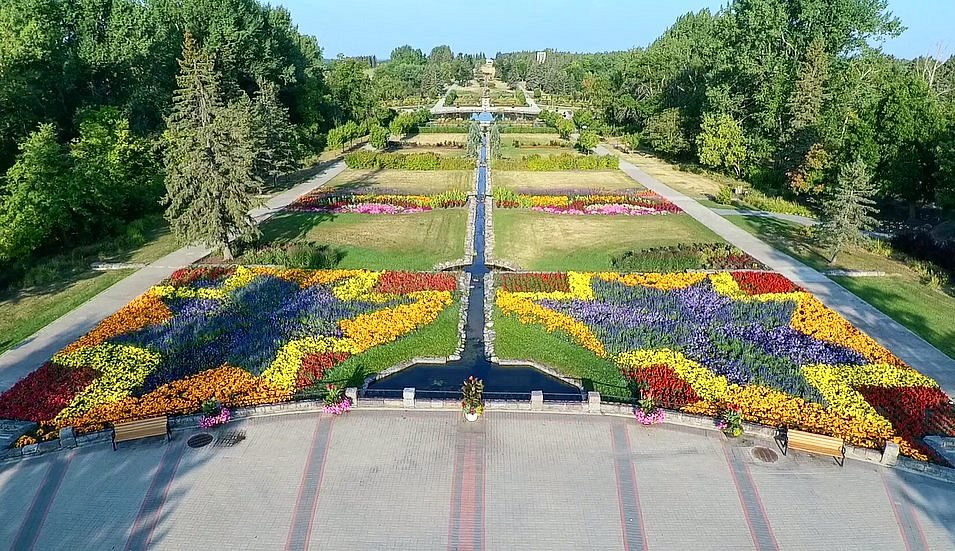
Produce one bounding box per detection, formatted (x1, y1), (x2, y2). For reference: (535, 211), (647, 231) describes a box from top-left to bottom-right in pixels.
(491, 153), (618, 171)
(345, 151), (474, 170)
(416, 125), (469, 133)
(500, 126), (559, 133)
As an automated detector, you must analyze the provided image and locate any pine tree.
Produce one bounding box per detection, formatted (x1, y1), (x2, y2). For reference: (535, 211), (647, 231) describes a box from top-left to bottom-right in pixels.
(163, 32), (260, 261)
(465, 121), (482, 159)
(488, 123), (502, 159)
(251, 80), (295, 187)
(814, 157), (879, 263)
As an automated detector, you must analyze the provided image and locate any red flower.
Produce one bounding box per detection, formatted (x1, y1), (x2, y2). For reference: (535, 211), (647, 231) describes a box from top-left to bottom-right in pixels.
(0, 362), (98, 422)
(623, 364), (700, 409)
(374, 272), (457, 294)
(858, 385), (955, 463)
(730, 271), (801, 295)
(296, 352), (350, 389)
(500, 272), (570, 293)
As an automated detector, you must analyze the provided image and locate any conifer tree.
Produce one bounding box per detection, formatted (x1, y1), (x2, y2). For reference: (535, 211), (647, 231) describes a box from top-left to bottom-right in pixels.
(251, 80), (295, 187)
(488, 123), (502, 159)
(815, 157), (879, 263)
(163, 33), (260, 260)
(466, 121), (482, 159)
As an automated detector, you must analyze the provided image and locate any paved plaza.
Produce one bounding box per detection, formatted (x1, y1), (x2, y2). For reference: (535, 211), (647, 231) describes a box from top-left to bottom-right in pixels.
(1, 410), (953, 550)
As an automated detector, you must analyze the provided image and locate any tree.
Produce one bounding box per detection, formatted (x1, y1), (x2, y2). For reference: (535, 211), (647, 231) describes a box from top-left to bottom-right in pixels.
(0, 124), (71, 262)
(572, 109), (595, 130)
(251, 80), (295, 186)
(577, 130), (599, 153)
(696, 113), (748, 177)
(645, 108), (689, 157)
(466, 121), (482, 159)
(814, 157), (879, 263)
(369, 123), (389, 150)
(429, 45), (453, 66)
(327, 57), (374, 125)
(489, 123), (502, 159)
(163, 33), (260, 261)
(936, 128), (955, 210)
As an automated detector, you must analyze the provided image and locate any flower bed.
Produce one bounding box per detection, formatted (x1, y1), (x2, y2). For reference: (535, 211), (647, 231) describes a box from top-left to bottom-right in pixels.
(289, 191), (467, 214)
(0, 268), (457, 437)
(492, 188), (681, 215)
(496, 271), (955, 462)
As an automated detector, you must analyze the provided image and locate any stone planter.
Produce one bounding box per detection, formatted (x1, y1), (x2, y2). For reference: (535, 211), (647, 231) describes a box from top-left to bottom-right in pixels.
(465, 411), (480, 422)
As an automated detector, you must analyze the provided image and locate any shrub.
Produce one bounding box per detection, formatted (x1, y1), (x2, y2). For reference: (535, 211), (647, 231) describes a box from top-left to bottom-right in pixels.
(610, 243), (764, 271)
(491, 153), (618, 171)
(738, 189), (813, 218)
(241, 243), (343, 269)
(715, 185), (734, 205)
(344, 151), (473, 170)
(891, 230), (955, 276)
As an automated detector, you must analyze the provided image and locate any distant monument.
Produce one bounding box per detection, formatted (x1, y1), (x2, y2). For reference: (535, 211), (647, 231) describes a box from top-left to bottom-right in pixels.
(536, 51), (546, 64)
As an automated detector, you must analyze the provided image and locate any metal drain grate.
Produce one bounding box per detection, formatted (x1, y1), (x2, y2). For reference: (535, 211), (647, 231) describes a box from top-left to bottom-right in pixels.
(187, 433), (214, 448)
(214, 430), (246, 447)
(752, 446), (779, 463)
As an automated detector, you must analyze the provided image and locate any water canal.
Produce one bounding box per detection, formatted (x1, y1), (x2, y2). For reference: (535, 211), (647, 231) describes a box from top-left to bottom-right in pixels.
(365, 132), (582, 400)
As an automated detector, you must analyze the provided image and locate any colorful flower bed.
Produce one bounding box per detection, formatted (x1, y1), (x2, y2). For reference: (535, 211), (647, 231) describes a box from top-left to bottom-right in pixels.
(0, 268), (458, 437)
(496, 271), (955, 462)
(288, 191), (467, 214)
(492, 188), (681, 215)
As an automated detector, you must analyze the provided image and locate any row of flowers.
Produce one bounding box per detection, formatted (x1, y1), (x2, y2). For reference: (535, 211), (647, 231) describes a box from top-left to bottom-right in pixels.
(287, 191), (468, 214)
(496, 271), (955, 461)
(0, 268), (458, 435)
(492, 188), (682, 215)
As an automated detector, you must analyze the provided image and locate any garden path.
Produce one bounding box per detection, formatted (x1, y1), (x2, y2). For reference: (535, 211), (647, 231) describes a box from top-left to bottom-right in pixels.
(597, 145), (955, 396)
(0, 161), (348, 393)
(1, 410), (952, 550)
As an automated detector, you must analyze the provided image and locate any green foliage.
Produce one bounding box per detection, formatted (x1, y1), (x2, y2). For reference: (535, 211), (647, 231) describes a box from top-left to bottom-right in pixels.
(645, 108), (689, 157)
(466, 121), (483, 159)
(491, 153), (618, 171)
(445, 89), (458, 105)
(576, 130), (600, 152)
(610, 243), (763, 272)
(163, 33), (260, 261)
(461, 376), (484, 414)
(539, 109), (576, 139)
(388, 109), (431, 137)
(696, 113), (748, 177)
(251, 81), (295, 184)
(620, 133), (641, 152)
(240, 242), (344, 268)
(368, 123), (389, 150)
(344, 151), (473, 170)
(815, 157), (879, 263)
(327, 57), (375, 125)
(500, 126), (559, 133)
(489, 124), (503, 159)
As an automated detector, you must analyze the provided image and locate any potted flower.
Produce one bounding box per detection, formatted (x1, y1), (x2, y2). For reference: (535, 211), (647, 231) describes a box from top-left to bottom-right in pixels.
(323, 384), (352, 415)
(199, 399), (231, 429)
(634, 396), (665, 426)
(717, 405), (743, 437)
(461, 376), (484, 422)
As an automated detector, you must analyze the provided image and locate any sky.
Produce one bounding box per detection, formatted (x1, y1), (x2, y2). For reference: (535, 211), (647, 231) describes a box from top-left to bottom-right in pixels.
(278, 0), (955, 61)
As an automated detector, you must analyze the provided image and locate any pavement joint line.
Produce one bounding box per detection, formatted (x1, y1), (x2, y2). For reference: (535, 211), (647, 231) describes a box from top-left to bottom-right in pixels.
(881, 470), (930, 551)
(611, 423), (647, 551)
(124, 439), (187, 551)
(11, 449), (75, 551)
(448, 422), (486, 551)
(285, 417), (333, 551)
(721, 443), (779, 551)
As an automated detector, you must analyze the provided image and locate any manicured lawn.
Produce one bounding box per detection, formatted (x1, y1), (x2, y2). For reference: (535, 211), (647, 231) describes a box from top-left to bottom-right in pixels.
(499, 145), (576, 159)
(401, 133), (466, 145)
(493, 307), (631, 401)
(831, 276), (955, 359)
(324, 300), (461, 388)
(501, 134), (563, 146)
(326, 169), (472, 194)
(725, 214), (955, 360)
(493, 210), (723, 270)
(260, 209), (467, 270)
(0, 221), (180, 354)
(492, 170), (644, 193)
(612, 147), (723, 199)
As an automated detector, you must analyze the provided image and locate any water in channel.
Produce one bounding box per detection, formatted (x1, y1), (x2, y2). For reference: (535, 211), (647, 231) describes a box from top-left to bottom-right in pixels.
(365, 132), (581, 400)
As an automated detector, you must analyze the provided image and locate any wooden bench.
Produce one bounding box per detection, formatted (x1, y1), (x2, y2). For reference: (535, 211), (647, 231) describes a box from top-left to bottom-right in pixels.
(112, 416), (169, 450)
(776, 427), (845, 466)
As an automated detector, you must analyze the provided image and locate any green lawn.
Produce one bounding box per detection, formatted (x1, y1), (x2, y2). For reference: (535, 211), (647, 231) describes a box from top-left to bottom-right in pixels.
(322, 300), (461, 388)
(493, 210), (723, 271)
(259, 209), (467, 270)
(0, 218), (180, 354)
(326, 169), (472, 194)
(831, 276), (955, 359)
(725, 214), (955, 360)
(493, 308), (631, 401)
(492, 170), (644, 193)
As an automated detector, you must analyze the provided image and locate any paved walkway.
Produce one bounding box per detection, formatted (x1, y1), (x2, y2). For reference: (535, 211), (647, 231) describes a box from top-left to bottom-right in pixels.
(0, 410), (952, 550)
(0, 162), (347, 392)
(598, 146), (955, 396)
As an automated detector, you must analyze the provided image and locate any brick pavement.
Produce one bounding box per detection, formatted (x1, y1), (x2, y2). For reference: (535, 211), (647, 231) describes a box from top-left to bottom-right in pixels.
(0, 411), (953, 550)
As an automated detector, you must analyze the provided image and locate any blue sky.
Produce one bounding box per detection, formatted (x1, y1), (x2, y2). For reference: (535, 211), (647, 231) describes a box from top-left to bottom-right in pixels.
(278, 0), (955, 61)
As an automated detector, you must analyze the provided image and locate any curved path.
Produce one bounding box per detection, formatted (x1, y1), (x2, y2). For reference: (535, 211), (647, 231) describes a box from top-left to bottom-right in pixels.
(597, 145), (955, 396)
(0, 410), (952, 550)
(0, 161), (347, 392)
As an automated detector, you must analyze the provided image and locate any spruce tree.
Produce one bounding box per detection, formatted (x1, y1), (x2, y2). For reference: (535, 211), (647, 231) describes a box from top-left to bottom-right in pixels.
(814, 157), (879, 263)
(488, 123), (502, 159)
(164, 33), (260, 260)
(465, 121), (483, 159)
(251, 80), (295, 187)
